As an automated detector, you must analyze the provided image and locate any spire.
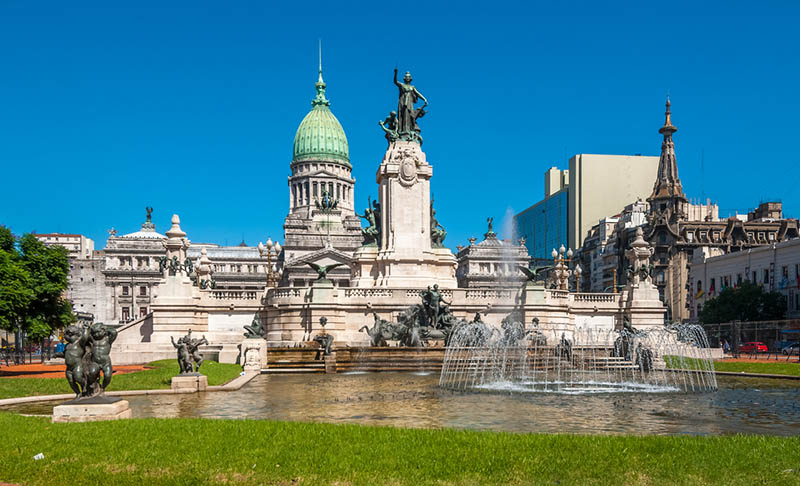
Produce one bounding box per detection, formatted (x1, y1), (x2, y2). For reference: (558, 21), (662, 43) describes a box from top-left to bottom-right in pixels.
(312, 40), (330, 107)
(650, 96), (685, 201)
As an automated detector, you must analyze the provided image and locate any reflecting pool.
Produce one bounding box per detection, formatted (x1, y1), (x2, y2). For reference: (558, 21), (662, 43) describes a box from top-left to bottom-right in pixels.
(5, 373), (800, 436)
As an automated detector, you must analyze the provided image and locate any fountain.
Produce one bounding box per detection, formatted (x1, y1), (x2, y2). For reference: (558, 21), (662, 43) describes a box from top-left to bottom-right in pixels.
(439, 315), (717, 393)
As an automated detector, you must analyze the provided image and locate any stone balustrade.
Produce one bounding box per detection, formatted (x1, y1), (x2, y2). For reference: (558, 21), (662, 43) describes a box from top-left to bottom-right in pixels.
(464, 289), (514, 300)
(572, 293), (618, 303)
(210, 290), (260, 301)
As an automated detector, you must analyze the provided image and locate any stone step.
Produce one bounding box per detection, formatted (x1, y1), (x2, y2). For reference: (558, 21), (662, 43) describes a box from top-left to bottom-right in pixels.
(262, 368), (325, 374)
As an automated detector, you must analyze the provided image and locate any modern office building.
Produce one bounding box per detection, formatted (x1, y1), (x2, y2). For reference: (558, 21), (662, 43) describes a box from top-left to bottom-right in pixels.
(513, 154), (659, 260)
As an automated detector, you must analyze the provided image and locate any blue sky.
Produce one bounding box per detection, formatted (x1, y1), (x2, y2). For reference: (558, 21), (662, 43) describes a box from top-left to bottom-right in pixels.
(2, 1), (799, 251)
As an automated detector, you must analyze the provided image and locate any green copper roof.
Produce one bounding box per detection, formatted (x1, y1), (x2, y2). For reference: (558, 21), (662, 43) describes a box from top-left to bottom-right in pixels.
(292, 71), (350, 166)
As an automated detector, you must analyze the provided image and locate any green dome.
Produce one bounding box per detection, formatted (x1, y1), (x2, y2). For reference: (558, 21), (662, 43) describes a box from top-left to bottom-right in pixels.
(292, 72), (350, 166)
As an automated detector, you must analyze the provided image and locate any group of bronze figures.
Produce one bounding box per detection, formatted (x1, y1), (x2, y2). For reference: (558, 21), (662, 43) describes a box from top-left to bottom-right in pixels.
(61, 322), (118, 399)
(170, 330), (208, 374)
(379, 68), (427, 144)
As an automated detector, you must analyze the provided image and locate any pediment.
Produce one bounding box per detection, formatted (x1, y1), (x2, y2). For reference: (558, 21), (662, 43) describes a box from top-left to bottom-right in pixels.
(285, 247), (353, 269)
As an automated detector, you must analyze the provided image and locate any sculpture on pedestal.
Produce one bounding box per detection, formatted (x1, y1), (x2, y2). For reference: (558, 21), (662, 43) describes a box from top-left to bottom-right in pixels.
(171, 330), (208, 374)
(379, 111), (399, 143)
(360, 313), (392, 347)
(313, 317), (335, 356)
(62, 322), (118, 398)
(390, 68), (428, 144)
(625, 227), (656, 287)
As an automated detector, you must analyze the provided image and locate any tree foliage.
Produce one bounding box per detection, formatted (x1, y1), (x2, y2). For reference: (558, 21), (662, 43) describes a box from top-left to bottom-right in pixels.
(699, 281), (787, 324)
(0, 227), (74, 339)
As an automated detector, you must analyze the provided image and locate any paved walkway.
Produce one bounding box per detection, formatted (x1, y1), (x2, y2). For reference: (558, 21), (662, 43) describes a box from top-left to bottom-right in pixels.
(0, 363), (149, 379)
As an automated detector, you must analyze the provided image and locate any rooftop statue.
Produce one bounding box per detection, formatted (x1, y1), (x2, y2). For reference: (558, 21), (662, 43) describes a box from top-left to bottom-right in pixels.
(315, 189), (338, 211)
(389, 68), (427, 144)
(518, 265), (551, 283)
(306, 261), (346, 281)
(486, 217), (494, 235)
(145, 206), (154, 222)
(62, 322), (118, 399)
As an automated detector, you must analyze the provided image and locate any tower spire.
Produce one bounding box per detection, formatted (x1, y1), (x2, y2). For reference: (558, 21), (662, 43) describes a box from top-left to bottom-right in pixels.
(312, 40), (329, 107)
(650, 96), (684, 201)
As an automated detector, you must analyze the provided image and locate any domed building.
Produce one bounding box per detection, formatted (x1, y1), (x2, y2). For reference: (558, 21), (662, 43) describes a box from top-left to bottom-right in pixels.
(281, 68), (364, 287)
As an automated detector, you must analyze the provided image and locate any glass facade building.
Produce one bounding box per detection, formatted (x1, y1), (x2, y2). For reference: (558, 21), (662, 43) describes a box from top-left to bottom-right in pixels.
(513, 188), (569, 260)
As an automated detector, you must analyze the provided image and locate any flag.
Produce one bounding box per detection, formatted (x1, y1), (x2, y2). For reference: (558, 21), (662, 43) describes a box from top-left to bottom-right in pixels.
(695, 289), (704, 299)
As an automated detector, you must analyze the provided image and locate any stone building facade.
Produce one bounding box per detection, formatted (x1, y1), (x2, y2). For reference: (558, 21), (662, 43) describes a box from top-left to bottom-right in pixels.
(689, 238), (800, 320)
(578, 99), (799, 321)
(456, 221), (531, 288)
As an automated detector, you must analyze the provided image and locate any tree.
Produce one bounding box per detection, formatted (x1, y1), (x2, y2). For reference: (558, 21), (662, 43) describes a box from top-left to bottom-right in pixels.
(0, 227), (74, 345)
(699, 281), (787, 324)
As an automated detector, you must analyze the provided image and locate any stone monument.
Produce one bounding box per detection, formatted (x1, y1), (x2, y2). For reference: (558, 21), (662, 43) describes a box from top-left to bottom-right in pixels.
(624, 227), (667, 328)
(52, 322), (131, 423)
(240, 318), (267, 372)
(352, 68), (457, 288)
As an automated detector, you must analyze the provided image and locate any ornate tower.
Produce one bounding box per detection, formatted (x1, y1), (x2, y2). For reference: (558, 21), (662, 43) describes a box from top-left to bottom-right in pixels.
(281, 68), (363, 287)
(647, 97), (688, 224)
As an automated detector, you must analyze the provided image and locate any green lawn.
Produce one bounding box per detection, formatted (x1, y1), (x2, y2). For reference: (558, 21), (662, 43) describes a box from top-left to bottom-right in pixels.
(0, 360), (242, 399)
(666, 355), (800, 377)
(0, 413), (798, 486)
(713, 360), (800, 377)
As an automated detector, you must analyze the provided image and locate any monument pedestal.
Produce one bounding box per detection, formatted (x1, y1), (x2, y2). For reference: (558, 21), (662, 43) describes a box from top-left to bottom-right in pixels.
(52, 396), (131, 423)
(625, 284), (667, 329)
(324, 352), (337, 374)
(350, 141), (457, 289)
(170, 373), (208, 392)
(240, 338), (267, 371)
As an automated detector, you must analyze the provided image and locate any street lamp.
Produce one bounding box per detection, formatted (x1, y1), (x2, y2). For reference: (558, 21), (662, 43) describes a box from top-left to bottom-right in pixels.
(575, 264), (582, 292)
(551, 245), (575, 291)
(258, 238), (282, 287)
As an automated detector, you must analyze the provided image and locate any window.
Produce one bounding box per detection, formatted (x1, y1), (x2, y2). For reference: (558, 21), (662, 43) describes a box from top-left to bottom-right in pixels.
(699, 231), (707, 241)
(140, 286), (147, 296)
(763, 269), (770, 284)
(139, 307), (148, 317)
(713, 232), (720, 242)
(752, 271), (757, 282)
(737, 274), (743, 285)
(687, 232), (694, 242)
(769, 232), (775, 241)
(747, 232), (754, 241)
(697, 280), (703, 292)
(783, 266), (789, 278)
(656, 271), (665, 284)
(710, 278), (716, 293)
(121, 307), (130, 321)
(122, 286), (129, 296)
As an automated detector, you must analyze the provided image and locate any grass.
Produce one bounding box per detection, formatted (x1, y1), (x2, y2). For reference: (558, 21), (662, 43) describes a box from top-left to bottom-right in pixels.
(0, 413), (798, 486)
(665, 355), (800, 377)
(0, 360), (242, 399)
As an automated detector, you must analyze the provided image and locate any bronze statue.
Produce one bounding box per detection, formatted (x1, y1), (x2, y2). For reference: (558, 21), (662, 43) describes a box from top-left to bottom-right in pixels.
(430, 198), (447, 248)
(306, 261), (346, 281)
(145, 206), (153, 223)
(392, 68), (427, 143)
(487, 217), (494, 234)
(313, 317), (334, 356)
(63, 325), (90, 397)
(243, 318), (265, 339)
(315, 189), (338, 211)
(171, 335), (193, 373)
(172, 330), (208, 373)
(421, 284), (450, 329)
(518, 265), (552, 283)
(62, 322), (117, 398)
(379, 111), (399, 143)
(358, 196), (381, 246)
(359, 313), (391, 347)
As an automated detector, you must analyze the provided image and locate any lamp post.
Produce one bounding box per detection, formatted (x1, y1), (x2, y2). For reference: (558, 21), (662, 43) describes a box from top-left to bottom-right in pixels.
(551, 245), (574, 291)
(575, 264), (582, 292)
(258, 238), (282, 287)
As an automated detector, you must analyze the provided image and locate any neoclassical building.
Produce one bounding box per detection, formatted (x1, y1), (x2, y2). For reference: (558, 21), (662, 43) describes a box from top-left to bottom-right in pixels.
(281, 68), (363, 287)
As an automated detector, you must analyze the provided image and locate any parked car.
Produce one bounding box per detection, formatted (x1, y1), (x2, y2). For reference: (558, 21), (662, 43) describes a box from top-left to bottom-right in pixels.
(781, 343), (800, 356)
(739, 342), (768, 353)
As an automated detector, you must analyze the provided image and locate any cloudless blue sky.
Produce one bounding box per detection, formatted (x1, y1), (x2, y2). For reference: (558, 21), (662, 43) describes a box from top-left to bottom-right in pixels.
(2, 1), (799, 251)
